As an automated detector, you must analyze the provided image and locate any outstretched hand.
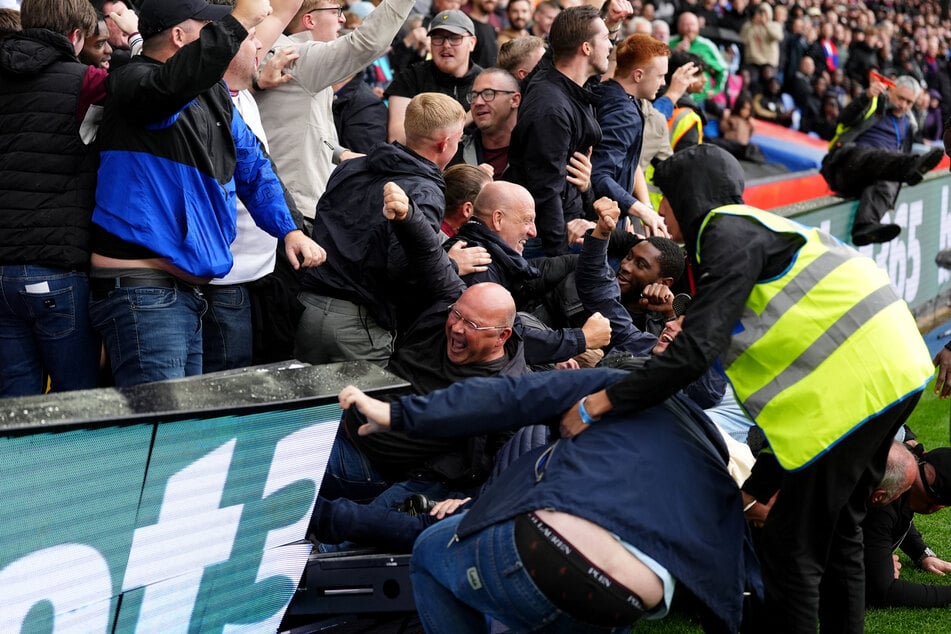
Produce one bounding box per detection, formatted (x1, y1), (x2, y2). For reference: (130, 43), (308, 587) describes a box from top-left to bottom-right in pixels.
(593, 196), (620, 238)
(339, 385), (392, 435)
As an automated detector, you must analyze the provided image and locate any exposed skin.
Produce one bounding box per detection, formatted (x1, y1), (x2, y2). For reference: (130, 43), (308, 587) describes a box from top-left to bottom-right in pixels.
(443, 283), (515, 366)
(81, 20), (113, 69)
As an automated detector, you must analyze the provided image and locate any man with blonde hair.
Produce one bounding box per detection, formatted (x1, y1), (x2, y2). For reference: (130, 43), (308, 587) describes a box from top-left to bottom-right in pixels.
(296, 92), (466, 365)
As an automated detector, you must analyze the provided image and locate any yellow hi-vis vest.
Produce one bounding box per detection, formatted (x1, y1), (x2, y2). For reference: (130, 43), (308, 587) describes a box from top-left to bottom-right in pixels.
(668, 107), (703, 152)
(697, 205), (933, 470)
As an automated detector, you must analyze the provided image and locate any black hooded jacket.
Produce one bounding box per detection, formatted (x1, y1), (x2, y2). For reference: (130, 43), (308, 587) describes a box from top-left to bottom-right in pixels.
(603, 144), (801, 411)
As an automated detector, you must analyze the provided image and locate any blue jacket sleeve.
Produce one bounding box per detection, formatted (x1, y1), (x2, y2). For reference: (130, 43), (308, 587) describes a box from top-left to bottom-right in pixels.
(577, 232), (656, 356)
(653, 96), (674, 119)
(518, 323), (586, 365)
(592, 96), (639, 213)
(232, 109), (298, 239)
(390, 368), (629, 436)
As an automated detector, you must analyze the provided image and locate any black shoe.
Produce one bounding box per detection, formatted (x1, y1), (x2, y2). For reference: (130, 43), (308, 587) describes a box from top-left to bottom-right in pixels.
(397, 494), (436, 517)
(936, 249), (951, 270)
(852, 223), (901, 246)
(905, 148), (945, 186)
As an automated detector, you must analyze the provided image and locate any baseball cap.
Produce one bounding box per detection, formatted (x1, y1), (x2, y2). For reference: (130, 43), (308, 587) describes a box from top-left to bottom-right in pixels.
(428, 10), (474, 36)
(920, 447), (951, 505)
(138, 0), (232, 40)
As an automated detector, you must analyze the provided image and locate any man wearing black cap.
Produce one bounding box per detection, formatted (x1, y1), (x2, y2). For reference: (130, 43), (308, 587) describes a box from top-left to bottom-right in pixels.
(385, 9), (482, 144)
(89, 0), (326, 388)
(864, 444), (951, 608)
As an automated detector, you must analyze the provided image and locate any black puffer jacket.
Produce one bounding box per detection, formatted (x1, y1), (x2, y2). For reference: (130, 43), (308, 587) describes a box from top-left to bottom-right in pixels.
(0, 29), (101, 269)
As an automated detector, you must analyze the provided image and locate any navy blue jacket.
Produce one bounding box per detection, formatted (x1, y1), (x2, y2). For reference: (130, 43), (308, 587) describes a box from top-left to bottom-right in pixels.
(389, 369), (762, 633)
(591, 79), (643, 214)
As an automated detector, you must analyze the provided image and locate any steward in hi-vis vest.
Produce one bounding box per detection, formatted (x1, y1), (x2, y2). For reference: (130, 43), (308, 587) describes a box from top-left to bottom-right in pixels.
(562, 143), (935, 633)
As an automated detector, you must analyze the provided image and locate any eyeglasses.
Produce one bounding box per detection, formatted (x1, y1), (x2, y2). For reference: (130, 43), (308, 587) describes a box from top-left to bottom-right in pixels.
(309, 6), (344, 17)
(447, 304), (508, 332)
(430, 33), (468, 46)
(468, 88), (517, 103)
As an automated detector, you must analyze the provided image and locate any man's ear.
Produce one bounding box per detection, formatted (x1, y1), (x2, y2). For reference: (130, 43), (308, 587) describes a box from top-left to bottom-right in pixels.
(633, 68), (644, 83)
(461, 201), (475, 221)
(497, 327), (513, 346)
(492, 208), (505, 230)
(659, 276), (675, 287)
(869, 489), (887, 506)
(67, 28), (84, 55)
(510, 92), (522, 108)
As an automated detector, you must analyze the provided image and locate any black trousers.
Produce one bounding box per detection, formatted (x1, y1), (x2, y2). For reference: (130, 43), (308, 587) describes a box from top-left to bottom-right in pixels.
(821, 144), (907, 230)
(756, 391), (921, 633)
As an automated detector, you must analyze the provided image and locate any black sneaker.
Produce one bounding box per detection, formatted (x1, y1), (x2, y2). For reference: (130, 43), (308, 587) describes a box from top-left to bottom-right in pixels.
(852, 223), (901, 246)
(906, 148), (945, 186)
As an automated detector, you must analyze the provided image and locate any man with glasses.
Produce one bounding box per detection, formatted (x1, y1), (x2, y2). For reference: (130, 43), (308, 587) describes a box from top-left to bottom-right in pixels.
(255, 0), (416, 232)
(455, 68), (520, 176)
(863, 443), (951, 609)
(385, 9), (482, 144)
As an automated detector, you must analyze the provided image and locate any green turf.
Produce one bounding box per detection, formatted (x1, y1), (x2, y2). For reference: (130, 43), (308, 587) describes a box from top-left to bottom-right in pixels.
(635, 379), (951, 632)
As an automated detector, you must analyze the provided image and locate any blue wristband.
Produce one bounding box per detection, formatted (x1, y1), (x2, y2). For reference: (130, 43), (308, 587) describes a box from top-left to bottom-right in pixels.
(578, 397), (597, 425)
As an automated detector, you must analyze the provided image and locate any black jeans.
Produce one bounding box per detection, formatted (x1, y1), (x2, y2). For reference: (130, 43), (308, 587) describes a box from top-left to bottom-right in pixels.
(756, 392), (921, 633)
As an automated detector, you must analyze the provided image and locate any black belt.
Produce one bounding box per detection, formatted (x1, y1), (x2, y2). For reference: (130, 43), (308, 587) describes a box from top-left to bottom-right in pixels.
(90, 273), (200, 297)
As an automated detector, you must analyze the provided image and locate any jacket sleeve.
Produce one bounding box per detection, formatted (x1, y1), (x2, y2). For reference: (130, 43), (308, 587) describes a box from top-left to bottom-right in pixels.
(391, 203), (467, 304)
(518, 323), (586, 365)
(592, 94), (639, 212)
(233, 110), (298, 239)
(865, 511), (951, 608)
(837, 92), (875, 130)
(109, 16), (246, 123)
(605, 215), (771, 412)
(390, 368), (630, 436)
(577, 232), (656, 356)
(653, 95), (675, 119)
(288, 0), (416, 92)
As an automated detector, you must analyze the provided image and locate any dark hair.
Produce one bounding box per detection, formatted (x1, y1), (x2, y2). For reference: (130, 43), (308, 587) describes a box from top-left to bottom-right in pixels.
(549, 5), (601, 64)
(645, 236), (685, 281)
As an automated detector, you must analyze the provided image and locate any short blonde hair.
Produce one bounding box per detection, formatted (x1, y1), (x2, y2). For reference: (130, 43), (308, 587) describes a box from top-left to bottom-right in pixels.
(404, 92), (466, 145)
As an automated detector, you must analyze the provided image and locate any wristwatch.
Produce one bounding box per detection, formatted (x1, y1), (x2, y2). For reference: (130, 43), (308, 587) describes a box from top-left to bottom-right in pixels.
(917, 547), (937, 567)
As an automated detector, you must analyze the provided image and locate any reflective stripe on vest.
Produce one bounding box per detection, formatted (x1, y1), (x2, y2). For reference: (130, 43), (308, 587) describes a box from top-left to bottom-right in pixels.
(828, 95), (878, 150)
(697, 205), (933, 470)
(668, 107), (703, 151)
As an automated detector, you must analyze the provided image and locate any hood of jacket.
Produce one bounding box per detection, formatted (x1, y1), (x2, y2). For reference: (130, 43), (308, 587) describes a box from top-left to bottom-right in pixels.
(0, 29), (77, 75)
(365, 141), (444, 186)
(654, 144), (745, 257)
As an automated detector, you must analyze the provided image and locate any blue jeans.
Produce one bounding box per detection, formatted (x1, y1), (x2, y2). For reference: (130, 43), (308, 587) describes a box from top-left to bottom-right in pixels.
(319, 427), (391, 503)
(89, 284), (206, 388)
(0, 265), (100, 396)
(201, 284), (252, 373)
(411, 514), (630, 634)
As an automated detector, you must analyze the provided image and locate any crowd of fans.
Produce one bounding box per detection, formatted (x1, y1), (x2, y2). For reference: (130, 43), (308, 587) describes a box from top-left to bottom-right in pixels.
(3, 0), (951, 631)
